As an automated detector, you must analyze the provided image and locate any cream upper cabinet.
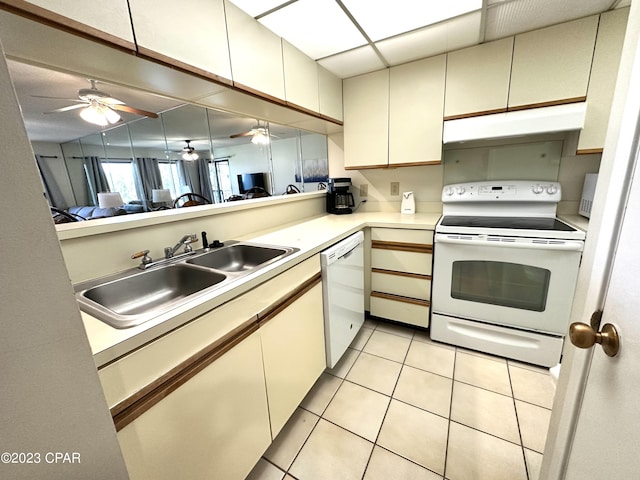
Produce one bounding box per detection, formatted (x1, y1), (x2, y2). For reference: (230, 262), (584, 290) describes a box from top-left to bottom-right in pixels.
(22, 0), (134, 45)
(129, 0), (232, 81)
(389, 54), (445, 166)
(509, 15), (599, 109)
(225, 0), (285, 100)
(260, 283), (325, 437)
(318, 65), (343, 121)
(578, 8), (629, 154)
(444, 37), (513, 119)
(282, 40), (320, 113)
(117, 332), (271, 480)
(344, 69), (390, 169)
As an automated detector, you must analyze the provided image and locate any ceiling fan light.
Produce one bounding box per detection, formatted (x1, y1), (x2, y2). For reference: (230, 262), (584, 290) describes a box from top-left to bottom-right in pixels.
(182, 149), (199, 161)
(103, 106), (121, 124)
(79, 103), (121, 126)
(251, 132), (269, 145)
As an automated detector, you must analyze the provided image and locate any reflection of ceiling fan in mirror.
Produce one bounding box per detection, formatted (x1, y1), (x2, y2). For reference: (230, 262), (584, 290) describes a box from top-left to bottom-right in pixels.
(181, 140), (199, 161)
(35, 79), (159, 127)
(229, 121), (277, 145)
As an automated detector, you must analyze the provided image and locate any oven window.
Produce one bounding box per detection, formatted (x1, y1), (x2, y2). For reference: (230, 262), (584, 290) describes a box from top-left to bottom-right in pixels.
(451, 261), (550, 311)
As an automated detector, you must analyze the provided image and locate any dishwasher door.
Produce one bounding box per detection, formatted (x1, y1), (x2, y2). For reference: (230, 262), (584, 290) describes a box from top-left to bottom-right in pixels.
(321, 231), (365, 368)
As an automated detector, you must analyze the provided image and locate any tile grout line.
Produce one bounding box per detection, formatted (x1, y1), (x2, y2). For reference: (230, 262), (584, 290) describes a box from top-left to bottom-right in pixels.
(507, 361), (532, 480)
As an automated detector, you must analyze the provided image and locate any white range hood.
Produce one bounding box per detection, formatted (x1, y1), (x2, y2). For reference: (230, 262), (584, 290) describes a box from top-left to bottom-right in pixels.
(443, 102), (587, 143)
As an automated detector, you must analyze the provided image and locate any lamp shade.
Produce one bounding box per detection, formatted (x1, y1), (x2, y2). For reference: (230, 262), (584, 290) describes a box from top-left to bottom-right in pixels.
(97, 192), (124, 208)
(152, 189), (172, 203)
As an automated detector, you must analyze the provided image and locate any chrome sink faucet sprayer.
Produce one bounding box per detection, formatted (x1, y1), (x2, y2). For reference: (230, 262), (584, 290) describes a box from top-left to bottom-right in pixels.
(165, 233), (198, 259)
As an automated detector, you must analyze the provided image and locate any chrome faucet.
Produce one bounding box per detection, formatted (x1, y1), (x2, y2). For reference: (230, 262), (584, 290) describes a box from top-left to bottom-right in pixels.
(164, 233), (198, 259)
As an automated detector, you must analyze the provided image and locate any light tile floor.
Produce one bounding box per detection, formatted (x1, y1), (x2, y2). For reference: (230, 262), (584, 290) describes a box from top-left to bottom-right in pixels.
(246, 319), (555, 480)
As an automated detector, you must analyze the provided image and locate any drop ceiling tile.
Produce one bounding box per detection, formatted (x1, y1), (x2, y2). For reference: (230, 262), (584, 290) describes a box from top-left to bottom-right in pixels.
(227, 0), (290, 18)
(377, 11), (481, 66)
(258, 0), (367, 59)
(343, 0), (482, 42)
(317, 46), (386, 79)
(485, 0), (614, 41)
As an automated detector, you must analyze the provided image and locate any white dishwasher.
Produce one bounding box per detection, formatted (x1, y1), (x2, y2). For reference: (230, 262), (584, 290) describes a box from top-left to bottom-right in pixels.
(321, 231), (365, 368)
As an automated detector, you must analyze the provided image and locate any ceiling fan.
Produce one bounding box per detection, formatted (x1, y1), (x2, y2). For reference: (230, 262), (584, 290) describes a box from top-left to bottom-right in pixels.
(181, 140), (199, 161)
(36, 79), (159, 126)
(230, 121), (277, 145)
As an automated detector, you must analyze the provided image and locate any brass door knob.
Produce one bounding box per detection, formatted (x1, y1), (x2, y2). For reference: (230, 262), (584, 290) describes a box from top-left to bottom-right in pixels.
(569, 322), (620, 357)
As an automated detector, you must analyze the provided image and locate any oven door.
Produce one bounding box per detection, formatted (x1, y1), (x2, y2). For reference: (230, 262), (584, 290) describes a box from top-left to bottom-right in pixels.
(432, 233), (583, 334)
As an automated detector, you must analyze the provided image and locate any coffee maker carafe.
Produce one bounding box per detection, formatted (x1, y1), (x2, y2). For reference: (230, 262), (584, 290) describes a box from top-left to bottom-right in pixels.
(326, 177), (355, 214)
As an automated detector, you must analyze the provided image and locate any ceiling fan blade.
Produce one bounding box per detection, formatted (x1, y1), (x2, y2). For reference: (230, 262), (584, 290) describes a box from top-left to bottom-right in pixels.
(110, 104), (158, 118)
(31, 95), (86, 102)
(230, 131), (253, 138)
(43, 103), (87, 114)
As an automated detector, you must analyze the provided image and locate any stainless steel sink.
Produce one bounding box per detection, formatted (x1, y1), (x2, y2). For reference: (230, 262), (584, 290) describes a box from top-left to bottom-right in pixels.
(187, 244), (292, 272)
(75, 241), (299, 329)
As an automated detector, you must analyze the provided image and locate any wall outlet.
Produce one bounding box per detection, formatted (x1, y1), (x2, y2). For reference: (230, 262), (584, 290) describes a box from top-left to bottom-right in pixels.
(359, 184), (368, 197)
(390, 182), (400, 196)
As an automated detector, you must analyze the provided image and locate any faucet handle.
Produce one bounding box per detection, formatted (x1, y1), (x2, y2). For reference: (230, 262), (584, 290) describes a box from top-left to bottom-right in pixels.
(184, 235), (198, 253)
(131, 249), (152, 266)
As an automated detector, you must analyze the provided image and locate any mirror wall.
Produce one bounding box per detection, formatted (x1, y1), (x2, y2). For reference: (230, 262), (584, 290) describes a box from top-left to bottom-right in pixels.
(50, 102), (328, 215)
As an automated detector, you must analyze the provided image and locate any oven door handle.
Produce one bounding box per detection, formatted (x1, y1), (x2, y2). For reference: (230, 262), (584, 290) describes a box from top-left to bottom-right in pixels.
(435, 234), (584, 252)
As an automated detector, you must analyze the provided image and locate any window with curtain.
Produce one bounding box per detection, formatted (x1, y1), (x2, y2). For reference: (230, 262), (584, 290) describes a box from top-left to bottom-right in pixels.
(101, 160), (138, 203)
(158, 160), (181, 199)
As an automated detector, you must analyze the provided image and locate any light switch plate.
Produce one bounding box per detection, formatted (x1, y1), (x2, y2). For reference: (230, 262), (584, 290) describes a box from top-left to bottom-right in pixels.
(390, 182), (400, 196)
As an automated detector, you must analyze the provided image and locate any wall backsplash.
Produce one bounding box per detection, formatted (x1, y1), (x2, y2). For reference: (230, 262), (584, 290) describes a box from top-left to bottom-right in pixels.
(329, 132), (601, 215)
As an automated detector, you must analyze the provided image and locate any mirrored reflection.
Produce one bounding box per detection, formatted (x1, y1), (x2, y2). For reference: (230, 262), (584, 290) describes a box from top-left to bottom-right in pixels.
(48, 103), (328, 222)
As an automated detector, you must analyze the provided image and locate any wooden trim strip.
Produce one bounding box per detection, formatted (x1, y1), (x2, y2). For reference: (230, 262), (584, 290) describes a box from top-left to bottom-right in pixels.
(0, 0), (136, 52)
(444, 108), (508, 121)
(112, 320), (259, 431)
(136, 47), (233, 87)
(371, 268), (432, 281)
(110, 272), (321, 431)
(507, 96), (587, 112)
(576, 148), (603, 155)
(258, 273), (322, 325)
(388, 160), (441, 168)
(232, 81), (289, 107)
(345, 164), (389, 170)
(371, 240), (433, 254)
(371, 291), (430, 307)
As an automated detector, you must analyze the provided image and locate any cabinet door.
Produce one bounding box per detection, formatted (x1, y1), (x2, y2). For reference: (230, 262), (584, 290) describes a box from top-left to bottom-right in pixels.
(318, 65), (343, 121)
(22, 0), (134, 45)
(343, 69), (389, 169)
(283, 40), (320, 113)
(225, 0), (286, 100)
(117, 333), (271, 480)
(578, 8), (629, 154)
(129, 0), (232, 81)
(444, 37), (513, 119)
(389, 55), (445, 166)
(260, 283), (325, 437)
(509, 15), (598, 109)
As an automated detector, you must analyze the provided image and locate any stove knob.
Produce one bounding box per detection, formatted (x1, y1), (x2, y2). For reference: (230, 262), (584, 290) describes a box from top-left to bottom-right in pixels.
(532, 184), (544, 194)
(546, 184), (559, 195)
(444, 186), (455, 196)
(456, 186), (466, 195)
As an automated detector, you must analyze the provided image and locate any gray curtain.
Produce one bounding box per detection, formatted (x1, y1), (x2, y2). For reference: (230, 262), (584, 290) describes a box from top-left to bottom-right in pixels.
(35, 155), (67, 209)
(83, 156), (110, 206)
(177, 158), (214, 202)
(133, 157), (163, 210)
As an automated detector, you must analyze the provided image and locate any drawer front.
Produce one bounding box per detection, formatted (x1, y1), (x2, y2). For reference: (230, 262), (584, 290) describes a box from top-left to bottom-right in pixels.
(370, 295), (429, 328)
(371, 228), (433, 244)
(371, 271), (431, 301)
(371, 249), (432, 276)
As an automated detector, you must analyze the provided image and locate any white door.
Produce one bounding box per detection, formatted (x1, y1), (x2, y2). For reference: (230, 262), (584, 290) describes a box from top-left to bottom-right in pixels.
(542, 2), (640, 478)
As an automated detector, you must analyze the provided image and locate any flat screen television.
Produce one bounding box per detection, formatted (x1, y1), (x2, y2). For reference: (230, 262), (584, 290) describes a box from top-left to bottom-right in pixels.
(238, 172), (267, 194)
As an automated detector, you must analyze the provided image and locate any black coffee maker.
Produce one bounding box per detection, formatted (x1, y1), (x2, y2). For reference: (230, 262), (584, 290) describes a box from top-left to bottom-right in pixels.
(326, 177), (355, 214)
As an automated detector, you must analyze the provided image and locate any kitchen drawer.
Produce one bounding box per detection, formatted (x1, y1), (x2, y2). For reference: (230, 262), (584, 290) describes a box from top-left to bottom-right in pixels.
(371, 271), (431, 301)
(371, 249), (432, 276)
(370, 293), (429, 328)
(371, 227), (433, 244)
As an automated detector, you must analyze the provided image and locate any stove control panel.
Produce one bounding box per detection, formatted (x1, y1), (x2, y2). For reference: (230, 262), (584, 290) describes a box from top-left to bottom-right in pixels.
(442, 180), (562, 203)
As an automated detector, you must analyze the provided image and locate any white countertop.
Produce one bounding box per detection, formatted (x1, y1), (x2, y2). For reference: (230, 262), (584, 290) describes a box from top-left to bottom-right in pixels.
(83, 212), (441, 367)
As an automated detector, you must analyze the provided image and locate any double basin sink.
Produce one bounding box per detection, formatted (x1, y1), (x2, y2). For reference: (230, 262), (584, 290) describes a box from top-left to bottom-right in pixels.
(75, 242), (299, 329)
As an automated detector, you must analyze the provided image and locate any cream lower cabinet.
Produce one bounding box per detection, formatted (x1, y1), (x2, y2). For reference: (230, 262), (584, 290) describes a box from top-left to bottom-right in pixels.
(369, 228), (433, 328)
(117, 332), (271, 480)
(260, 283), (326, 437)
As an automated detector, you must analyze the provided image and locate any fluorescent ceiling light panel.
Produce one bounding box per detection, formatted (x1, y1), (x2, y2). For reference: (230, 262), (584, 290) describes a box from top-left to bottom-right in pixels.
(258, 0), (367, 59)
(228, 0), (290, 17)
(485, 0), (613, 40)
(342, 0), (482, 41)
(317, 45), (386, 79)
(376, 12), (481, 66)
